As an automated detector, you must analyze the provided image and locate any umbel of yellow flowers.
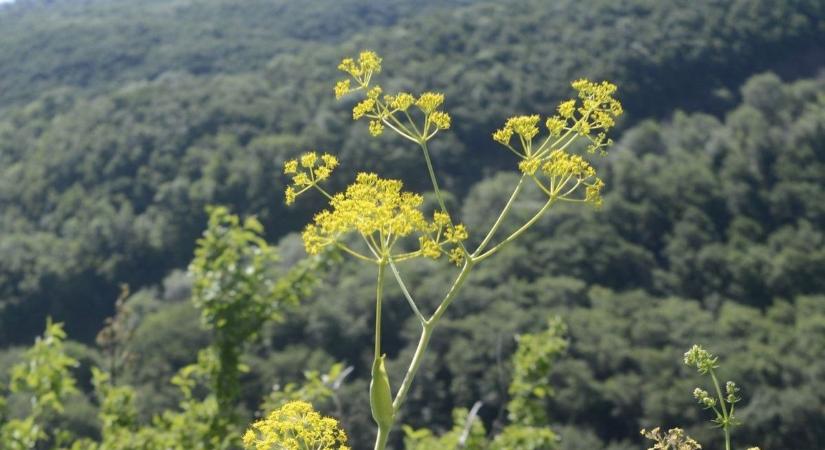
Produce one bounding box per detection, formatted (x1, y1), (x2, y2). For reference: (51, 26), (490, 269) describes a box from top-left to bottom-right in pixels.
(242, 401), (350, 450)
(269, 50), (623, 450)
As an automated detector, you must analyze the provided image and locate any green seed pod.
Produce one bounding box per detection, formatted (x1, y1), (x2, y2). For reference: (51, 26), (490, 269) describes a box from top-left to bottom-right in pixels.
(370, 354), (394, 429)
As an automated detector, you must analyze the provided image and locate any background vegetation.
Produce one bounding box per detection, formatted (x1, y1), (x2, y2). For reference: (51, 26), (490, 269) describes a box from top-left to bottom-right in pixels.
(0, 0), (823, 448)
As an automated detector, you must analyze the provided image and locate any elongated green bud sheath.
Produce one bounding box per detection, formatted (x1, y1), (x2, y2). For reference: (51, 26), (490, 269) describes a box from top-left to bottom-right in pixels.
(370, 354), (394, 430)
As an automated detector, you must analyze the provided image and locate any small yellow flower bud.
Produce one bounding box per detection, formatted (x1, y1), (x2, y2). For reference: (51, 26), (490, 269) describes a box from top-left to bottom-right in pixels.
(518, 158), (541, 175)
(321, 153), (339, 169)
(433, 211), (451, 227)
(545, 116), (565, 136)
(334, 79), (351, 99)
(338, 58), (360, 77)
(315, 166), (331, 181)
(558, 100), (576, 119)
(492, 127), (513, 145)
(300, 152), (318, 168)
(285, 186), (296, 205)
(429, 111), (451, 130)
(283, 159), (298, 174)
(293, 172), (311, 187)
(358, 50), (382, 74)
(391, 92), (415, 111)
(367, 86), (383, 99)
(505, 115), (540, 140)
(448, 247), (464, 266)
(445, 224), (468, 243)
(353, 99), (375, 120)
(419, 237), (441, 259)
(369, 120), (384, 136)
(416, 92), (444, 114)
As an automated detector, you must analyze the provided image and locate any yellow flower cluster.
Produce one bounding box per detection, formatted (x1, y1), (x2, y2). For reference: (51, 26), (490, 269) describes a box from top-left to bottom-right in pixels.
(493, 79), (621, 157)
(541, 149), (604, 206)
(242, 401), (350, 450)
(489, 79), (621, 207)
(415, 92), (444, 114)
(418, 211), (469, 265)
(302, 173), (431, 255)
(283, 152), (339, 205)
(334, 51), (382, 99)
(333, 52), (451, 142)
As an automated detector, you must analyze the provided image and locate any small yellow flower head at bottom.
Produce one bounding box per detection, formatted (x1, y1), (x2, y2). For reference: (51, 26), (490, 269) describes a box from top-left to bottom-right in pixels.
(242, 400), (350, 450)
(429, 111), (451, 130)
(369, 120), (384, 137)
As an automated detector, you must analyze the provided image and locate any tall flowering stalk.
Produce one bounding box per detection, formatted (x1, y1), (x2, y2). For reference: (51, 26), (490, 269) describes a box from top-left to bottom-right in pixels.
(283, 50), (622, 450)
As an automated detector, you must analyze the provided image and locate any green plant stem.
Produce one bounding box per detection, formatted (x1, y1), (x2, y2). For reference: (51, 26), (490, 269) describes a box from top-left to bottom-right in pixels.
(420, 139), (450, 216)
(374, 261), (386, 359)
(391, 258), (475, 412)
(710, 369), (731, 450)
(473, 175), (526, 256)
(388, 258), (425, 323)
(474, 197), (555, 263)
(374, 425), (390, 450)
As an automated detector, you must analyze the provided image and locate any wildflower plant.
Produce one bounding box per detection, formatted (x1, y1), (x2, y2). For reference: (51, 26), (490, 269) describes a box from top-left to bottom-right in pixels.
(683, 345), (757, 450)
(645, 346), (761, 450)
(280, 50), (622, 449)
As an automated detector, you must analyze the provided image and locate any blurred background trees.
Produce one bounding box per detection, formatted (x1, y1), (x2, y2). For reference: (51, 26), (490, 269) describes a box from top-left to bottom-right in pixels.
(1, 0), (824, 448)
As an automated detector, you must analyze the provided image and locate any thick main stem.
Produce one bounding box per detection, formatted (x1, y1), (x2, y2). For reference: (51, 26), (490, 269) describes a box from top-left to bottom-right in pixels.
(374, 427), (390, 450)
(374, 262), (386, 360)
(372, 261), (389, 450)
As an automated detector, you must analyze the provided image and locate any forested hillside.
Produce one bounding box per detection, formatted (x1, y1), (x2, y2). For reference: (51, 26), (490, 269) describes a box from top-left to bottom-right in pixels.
(1, 0), (824, 448)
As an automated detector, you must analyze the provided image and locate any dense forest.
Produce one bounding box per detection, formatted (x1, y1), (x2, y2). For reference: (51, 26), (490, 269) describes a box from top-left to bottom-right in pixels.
(1, 0), (824, 449)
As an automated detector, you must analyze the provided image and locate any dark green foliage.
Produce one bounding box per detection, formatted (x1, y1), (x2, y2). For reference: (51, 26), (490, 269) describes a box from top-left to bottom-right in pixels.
(0, 1), (824, 449)
(2, 0), (825, 345)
